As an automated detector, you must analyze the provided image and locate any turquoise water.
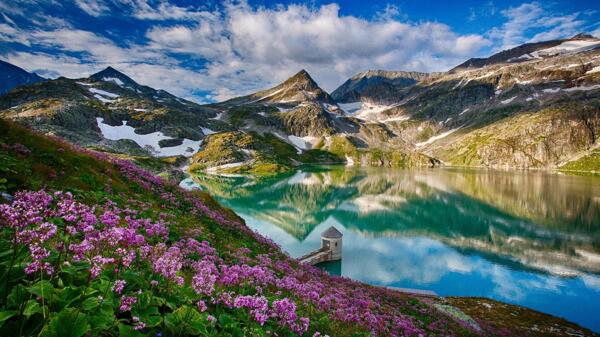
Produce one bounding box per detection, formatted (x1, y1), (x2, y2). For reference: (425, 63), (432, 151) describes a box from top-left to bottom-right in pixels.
(189, 167), (600, 332)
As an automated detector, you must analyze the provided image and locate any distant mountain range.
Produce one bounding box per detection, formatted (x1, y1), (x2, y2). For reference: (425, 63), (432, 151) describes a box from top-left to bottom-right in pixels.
(1, 33), (599, 175)
(0, 60), (45, 94)
(331, 70), (430, 104)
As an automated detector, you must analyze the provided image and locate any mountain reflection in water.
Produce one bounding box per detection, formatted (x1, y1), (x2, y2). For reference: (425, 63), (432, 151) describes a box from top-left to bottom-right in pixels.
(189, 166), (600, 332)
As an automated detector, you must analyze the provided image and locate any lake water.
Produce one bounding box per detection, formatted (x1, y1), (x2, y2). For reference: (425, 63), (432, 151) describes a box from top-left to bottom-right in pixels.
(186, 166), (600, 332)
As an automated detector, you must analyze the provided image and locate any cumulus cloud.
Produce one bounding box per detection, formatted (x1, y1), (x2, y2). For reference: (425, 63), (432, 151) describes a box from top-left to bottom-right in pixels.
(145, 2), (490, 98)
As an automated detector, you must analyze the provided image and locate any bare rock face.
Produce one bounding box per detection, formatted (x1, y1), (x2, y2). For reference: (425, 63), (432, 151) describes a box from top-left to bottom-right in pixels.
(280, 103), (335, 137)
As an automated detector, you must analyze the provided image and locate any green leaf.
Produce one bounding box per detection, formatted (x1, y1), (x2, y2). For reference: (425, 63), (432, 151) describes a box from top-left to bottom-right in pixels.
(219, 313), (235, 327)
(0, 311), (18, 327)
(40, 308), (90, 337)
(165, 306), (208, 336)
(118, 324), (145, 337)
(82, 297), (99, 311)
(88, 306), (114, 331)
(55, 286), (82, 308)
(7, 284), (27, 308)
(23, 300), (42, 317)
(27, 280), (55, 298)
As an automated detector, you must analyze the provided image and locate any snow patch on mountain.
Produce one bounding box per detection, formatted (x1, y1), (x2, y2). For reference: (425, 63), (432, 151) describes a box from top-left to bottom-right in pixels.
(96, 118), (202, 157)
(564, 84), (600, 92)
(89, 88), (119, 98)
(288, 135), (311, 153)
(247, 88), (284, 104)
(205, 161), (247, 173)
(501, 97), (517, 104)
(586, 66), (600, 74)
(533, 40), (600, 58)
(102, 77), (124, 86)
(94, 95), (115, 104)
(201, 127), (216, 135)
(337, 102), (362, 114)
(415, 128), (461, 148)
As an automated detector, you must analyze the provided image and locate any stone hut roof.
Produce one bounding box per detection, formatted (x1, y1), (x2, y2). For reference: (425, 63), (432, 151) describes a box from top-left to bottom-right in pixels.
(322, 226), (343, 239)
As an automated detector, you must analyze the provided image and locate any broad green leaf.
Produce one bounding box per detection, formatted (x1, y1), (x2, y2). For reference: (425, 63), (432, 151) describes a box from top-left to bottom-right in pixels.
(118, 323), (145, 337)
(165, 306), (208, 336)
(88, 306), (114, 331)
(0, 311), (18, 327)
(82, 297), (99, 311)
(22, 300), (42, 317)
(7, 284), (27, 308)
(27, 280), (55, 298)
(40, 308), (90, 337)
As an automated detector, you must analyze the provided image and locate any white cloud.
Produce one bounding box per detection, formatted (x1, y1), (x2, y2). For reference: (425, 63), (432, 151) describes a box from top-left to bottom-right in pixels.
(488, 2), (588, 50)
(0, 23), (30, 46)
(74, 0), (109, 17)
(2, 1), (596, 103)
(145, 2), (490, 98)
(128, 0), (210, 21)
(5, 51), (93, 78)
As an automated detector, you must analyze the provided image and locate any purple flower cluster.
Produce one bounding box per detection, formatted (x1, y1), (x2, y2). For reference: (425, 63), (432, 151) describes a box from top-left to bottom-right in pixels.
(0, 190), (314, 335)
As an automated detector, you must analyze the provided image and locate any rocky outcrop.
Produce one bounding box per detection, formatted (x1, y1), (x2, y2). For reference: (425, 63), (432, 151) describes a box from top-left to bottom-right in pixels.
(280, 103), (336, 137)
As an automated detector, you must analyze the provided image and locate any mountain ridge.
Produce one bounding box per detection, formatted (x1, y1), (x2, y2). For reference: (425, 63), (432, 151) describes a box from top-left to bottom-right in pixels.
(450, 33), (600, 72)
(0, 59), (45, 94)
(1, 32), (599, 174)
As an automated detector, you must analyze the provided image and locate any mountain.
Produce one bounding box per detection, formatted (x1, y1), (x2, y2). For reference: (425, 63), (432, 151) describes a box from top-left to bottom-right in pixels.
(221, 69), (336, 106)
(89, 66), (143, 89)
(331, 70), (430, 103)
(197, 69), (437, 174)
(0, 60), (45, 94)
(451, 33), (600, 72)
(370, 35), (600, 170)
(1, 33), (599, 175)
(0, 66), (222, 174)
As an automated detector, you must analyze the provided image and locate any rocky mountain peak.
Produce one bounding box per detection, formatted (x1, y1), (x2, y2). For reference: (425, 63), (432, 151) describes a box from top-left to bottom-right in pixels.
(570, 33), (597, 40)
(89, 66), (138, 87)
(279, 69), (321, 91)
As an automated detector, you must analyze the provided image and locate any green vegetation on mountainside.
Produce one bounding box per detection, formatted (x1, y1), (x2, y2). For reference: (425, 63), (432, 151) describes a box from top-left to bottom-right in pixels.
(190, 131), (345, 176)
(432, 102), (599, 168)
(559, 150), (600, 173)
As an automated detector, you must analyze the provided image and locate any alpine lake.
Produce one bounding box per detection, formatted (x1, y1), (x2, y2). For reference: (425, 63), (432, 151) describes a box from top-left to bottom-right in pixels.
(181, 166), (600, 332)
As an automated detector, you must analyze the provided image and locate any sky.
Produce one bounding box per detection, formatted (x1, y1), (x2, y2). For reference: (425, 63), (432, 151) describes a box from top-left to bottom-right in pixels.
(0, 0), (599, 103)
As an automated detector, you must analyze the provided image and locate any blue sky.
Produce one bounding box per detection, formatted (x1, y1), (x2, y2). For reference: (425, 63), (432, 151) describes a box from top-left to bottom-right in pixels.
(0, 1), (598, 102)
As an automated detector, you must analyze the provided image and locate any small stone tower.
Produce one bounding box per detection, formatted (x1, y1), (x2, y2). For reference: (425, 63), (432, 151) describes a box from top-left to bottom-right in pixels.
(321, 226), (343, 260)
